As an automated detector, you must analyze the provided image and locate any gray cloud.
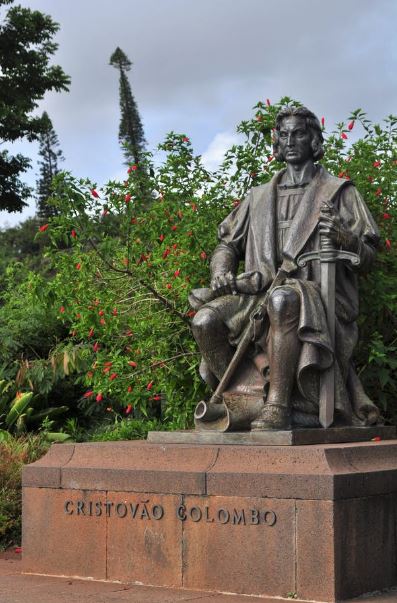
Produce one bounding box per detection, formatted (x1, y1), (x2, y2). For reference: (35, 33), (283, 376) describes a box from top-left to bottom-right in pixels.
(1, 0), (396, 226)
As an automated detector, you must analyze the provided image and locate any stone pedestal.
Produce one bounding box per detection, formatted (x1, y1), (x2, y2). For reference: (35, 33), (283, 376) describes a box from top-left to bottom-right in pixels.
(22, 435), (397, 602)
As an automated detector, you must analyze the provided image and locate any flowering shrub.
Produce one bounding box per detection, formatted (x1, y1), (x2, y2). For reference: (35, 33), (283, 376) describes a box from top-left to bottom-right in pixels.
(14, 98), (397, 427)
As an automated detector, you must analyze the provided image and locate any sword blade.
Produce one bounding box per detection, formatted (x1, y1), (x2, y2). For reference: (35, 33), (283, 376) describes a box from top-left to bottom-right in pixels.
(320, 260), (336, 428)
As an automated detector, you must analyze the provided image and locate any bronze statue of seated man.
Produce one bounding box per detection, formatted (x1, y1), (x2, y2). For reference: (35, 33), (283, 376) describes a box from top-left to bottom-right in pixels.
(189, 106), (380, 431)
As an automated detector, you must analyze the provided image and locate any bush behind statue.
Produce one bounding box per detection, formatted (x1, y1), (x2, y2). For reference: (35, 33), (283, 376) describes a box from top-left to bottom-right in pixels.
(2, 97), (397, 433)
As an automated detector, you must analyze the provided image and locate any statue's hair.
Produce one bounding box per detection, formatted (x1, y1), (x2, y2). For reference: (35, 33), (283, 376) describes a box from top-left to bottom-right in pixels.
(273, 106), (324, 162)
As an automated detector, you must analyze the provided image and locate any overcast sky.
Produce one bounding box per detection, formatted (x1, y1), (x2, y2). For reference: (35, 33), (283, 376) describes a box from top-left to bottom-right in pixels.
(1, 0), (396, 228)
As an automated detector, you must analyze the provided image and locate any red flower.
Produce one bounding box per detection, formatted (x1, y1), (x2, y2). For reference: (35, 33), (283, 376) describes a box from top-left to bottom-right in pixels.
(76, 313), (81, 319)
(109, 372), (118, 381)
(172, 243), (178, 249)
(104, 361), (113, 366)
(128, 361), (137, 368)
(338, 171), (345, 179)
(162, 248), (171, 259)
(83, 390), (94, 398)
(125, 193), (131, 203)
(182, 136), (189, 142)
(186, 310), (196, 318)
(152, 394), (161, 401)
(100, 318), (106, 325)
(266, 98), (271, 106)
(127, 386), (133, 393)
(86, 371), (94, 379)
(233, 199), (240, 207)
(375, 187), (382, 197)
(348, 120), (355, 131)
(88, 327), (95, 338)
(341, 132), (348, 140)
(76, 262), (81, 270)
(39, 224), (49, 232)
(383, 213), (392, 220)
(174, 269), (180, 278)
(321, 116), (325, 127)
(112, 308), (118, 316)
(59, 306), (65, 314)
(92, 342), (100, 352)
(131, 164), (138, 171)
(166, 283), (172, 289)
(125, 404), (133, 415)
(147, 381), (154, 391)
(171, 225), (177, 231)
(98, 310), (105, 316)
(200, 251), (207, 260)
(91, 189), (99, 198)
(71, 229), (77, 238)
(96, 393), (103, 402)
(371, 436), (382, 442)
(385, 239), (391, 250)
(14, 547), (22, 554)
(373, 160), (381, 168)
(159, 234), (165, 242)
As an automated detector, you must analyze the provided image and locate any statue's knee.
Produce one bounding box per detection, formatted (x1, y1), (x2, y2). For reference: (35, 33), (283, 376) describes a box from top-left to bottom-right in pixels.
(268, 287), (300, 324)
(191, 307), (219, 337)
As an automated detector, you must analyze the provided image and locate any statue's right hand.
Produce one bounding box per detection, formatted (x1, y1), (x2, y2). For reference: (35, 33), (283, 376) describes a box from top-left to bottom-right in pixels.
(210, 271), (238, 296)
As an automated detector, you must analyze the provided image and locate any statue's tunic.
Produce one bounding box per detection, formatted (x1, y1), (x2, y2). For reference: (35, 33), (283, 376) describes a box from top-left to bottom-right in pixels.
(203, 165), (380, 425)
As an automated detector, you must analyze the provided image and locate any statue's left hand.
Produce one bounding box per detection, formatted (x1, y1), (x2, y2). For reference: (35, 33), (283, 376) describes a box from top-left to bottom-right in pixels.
(319, 204), (354, 249)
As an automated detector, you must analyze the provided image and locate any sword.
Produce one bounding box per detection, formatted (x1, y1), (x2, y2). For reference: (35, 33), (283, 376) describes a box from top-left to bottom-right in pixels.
(297, 206), (360, 428)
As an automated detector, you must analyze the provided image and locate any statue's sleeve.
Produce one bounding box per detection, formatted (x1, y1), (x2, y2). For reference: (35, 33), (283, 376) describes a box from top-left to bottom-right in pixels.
(338, 185), (380, 272)
(210, 190), (252, 278)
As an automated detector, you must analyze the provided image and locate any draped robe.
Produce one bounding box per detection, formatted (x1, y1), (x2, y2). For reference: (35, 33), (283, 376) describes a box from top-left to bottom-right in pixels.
(197, 165), (380, 426)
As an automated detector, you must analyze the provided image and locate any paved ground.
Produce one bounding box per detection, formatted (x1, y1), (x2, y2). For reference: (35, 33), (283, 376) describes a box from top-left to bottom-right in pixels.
(1, 555), (397, 603)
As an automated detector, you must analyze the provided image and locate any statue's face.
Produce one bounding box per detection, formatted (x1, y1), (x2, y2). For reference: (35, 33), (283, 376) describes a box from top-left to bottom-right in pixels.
(278, 116), (313, 165)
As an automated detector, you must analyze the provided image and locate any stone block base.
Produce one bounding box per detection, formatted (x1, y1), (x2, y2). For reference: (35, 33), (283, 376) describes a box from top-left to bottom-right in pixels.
(22, 438), (397, 602)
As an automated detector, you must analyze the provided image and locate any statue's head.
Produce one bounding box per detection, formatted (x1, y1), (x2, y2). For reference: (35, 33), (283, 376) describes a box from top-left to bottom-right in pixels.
(273, 106), (324, 163)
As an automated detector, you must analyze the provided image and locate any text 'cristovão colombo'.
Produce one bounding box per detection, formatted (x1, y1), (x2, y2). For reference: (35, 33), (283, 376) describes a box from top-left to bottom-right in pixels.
(63, 499), (277, 526)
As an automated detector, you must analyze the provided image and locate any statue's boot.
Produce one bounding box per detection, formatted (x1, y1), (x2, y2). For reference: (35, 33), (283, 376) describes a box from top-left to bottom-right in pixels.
(251, 286), (301, 430)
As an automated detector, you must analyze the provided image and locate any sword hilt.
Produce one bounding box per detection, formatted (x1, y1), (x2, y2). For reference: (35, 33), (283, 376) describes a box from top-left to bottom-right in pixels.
(320, 232), (334, 253)
(297, 234), (360, 268)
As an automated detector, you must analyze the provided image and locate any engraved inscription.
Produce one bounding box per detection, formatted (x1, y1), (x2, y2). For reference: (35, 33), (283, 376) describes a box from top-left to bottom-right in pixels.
(64, 498), (277, 526)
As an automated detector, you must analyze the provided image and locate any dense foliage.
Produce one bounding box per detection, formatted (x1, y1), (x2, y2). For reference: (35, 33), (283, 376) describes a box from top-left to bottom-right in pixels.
(0, 97), (396, 440)
(0, 0), (69, 211)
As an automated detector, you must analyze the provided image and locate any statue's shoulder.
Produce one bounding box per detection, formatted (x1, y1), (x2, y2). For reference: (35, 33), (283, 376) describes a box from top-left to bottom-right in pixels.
(249, 169), (284, 202)
(318, 165), (355, 192)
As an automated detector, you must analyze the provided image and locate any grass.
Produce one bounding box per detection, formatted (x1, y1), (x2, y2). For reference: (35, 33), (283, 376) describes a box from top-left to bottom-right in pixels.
(0, 434), (49, 550)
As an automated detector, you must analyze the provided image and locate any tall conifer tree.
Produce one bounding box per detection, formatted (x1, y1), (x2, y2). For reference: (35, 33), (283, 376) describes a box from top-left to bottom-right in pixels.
(110, 47), (146, 165)
(36, 111), (64, 220)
